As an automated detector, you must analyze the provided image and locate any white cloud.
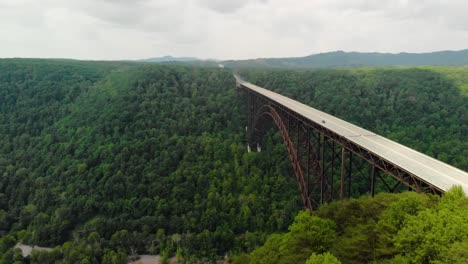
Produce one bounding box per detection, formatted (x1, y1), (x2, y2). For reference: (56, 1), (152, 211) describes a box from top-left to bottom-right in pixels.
(0, 0), (467, 60)
(196, 0), (268, 13)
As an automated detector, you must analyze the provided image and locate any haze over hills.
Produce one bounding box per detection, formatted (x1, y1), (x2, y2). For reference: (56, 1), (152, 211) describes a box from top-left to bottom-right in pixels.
(140, 49), (468, 68)
(221, 49), (468, 68)
(140, 55), (199, 62)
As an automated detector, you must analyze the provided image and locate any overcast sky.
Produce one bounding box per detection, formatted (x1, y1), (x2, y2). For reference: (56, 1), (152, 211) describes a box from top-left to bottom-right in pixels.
(1, 0), (467, 60)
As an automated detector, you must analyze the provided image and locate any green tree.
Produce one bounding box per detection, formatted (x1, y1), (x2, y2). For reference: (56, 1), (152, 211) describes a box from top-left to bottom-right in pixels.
(394, 187), (468, 263)
(305, 252), (341, 264)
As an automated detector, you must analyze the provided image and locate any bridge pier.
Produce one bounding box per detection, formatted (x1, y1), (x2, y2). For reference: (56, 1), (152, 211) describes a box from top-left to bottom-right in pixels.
(340, 148), (345, 200)
(370, 165), (377, 197)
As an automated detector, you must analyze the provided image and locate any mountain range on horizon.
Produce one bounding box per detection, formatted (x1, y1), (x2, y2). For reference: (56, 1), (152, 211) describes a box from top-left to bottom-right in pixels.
(223, 49), (468, 68)
(142, 49), (468, 68)
(140, 55), (199, 62)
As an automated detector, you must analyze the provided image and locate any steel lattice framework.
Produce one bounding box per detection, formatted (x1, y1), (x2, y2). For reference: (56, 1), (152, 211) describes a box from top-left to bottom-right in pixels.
(239, 82), (444, 211)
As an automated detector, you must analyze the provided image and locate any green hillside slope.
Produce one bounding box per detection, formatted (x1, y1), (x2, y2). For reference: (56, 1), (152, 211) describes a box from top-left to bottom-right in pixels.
(0, 60), (299, 262)
(0, 60), (466, 263)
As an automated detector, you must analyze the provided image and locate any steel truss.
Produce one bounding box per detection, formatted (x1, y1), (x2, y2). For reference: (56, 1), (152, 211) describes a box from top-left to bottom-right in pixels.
(243, 89), (443, 211)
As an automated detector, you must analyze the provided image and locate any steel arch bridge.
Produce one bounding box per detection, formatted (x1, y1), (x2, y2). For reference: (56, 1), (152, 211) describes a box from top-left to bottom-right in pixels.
(235, 75), (468, 211)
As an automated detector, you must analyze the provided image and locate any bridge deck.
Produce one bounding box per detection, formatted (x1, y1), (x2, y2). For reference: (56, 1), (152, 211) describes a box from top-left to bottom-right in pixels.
(238, 79), (468, 194)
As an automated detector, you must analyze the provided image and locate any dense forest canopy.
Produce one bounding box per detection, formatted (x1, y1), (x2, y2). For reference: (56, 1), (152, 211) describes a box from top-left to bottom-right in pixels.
(0, 59), (300, 263)
(233, 187), (468, 264)
(0, 59), (467, 263)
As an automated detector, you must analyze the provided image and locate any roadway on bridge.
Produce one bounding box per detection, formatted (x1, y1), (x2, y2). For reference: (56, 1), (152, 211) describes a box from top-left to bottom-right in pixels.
(237, 77), (468, 194)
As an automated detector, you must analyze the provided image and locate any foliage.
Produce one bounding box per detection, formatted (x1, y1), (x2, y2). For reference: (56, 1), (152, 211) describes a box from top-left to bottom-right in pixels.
(1, 60), (467, 262)
(239, 188), (467, 264)
(0, 59), (300, 262)
(235, 211), (336, 264)
(394, 186), (468, 263)
(305, 252), (341, 264)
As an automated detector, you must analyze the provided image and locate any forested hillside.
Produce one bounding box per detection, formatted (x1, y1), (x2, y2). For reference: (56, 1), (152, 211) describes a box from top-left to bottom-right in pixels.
(0, 60), (467, 263)
(0, 60), (300, 263)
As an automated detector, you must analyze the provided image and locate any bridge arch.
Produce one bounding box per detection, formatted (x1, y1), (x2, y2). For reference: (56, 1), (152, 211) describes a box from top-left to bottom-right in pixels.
(249, 104), (313, 210)
(240, 81), (447, 211)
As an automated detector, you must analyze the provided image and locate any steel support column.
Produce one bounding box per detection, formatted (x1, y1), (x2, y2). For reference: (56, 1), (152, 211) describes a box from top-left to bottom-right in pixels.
(241, 85), (444, 211)
(340, 147), (347, 200)
(371, 165), (377, 197)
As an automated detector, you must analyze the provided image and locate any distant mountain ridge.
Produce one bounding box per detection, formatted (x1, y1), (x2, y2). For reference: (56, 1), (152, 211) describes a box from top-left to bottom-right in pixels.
(222, 49), (468, 68)
(141, 56), (199, 62)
